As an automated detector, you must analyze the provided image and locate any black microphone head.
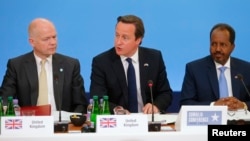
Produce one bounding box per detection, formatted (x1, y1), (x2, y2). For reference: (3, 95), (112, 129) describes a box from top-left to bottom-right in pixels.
(148, 80), (153, 87)
(235, 74), (243, 80)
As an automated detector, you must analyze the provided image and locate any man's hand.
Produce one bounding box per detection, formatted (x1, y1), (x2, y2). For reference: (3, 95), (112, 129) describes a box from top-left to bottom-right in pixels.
(214, 97), (245, 111)
(142, 103), (159, 114)
(113, 106), (130, 115)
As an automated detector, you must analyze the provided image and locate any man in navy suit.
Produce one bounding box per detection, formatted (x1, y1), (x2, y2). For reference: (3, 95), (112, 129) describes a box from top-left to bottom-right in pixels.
(90, 15), (173, 114)
(0, 18), (88, 113)
(181, 23), (250, 111)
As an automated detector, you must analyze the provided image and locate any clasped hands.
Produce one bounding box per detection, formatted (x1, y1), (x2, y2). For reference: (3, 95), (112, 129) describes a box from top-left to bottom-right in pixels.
(214, 96), (245, 111)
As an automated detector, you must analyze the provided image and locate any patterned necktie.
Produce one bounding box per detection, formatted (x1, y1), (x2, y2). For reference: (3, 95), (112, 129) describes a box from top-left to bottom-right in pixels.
(219, 66), (228, 98)
(126, 58), (138, 112)
(38, 60), (48, 105)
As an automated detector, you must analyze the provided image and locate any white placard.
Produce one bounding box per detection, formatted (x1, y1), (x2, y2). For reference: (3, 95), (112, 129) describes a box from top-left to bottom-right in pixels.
(1, 116), (54, 136)
(175, 106), (227, 133)
(96, 114), (148, 133)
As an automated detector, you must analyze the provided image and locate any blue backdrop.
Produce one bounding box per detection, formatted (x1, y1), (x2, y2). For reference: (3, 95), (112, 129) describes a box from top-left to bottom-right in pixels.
(1, 0), (250, 92)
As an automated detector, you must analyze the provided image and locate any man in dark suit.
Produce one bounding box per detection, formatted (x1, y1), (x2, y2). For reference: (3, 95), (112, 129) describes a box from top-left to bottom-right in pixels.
(90, 15), (173, 114)
(181, 23), (250, 111)
(0, 18), (88, 113)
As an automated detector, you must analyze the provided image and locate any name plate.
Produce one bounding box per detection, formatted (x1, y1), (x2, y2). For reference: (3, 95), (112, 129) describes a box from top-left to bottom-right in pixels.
(96, 114), (148, 133)
(1, 116), (54, 136)
(175, 106), (227, 133)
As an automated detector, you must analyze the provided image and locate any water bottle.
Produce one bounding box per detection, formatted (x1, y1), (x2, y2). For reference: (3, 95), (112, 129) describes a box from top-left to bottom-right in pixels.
(86, 98), (93, 121)
(90, 95), (99, 132)
(13, 99), (21, 116)
(0, 96), (4, 116)
(101, 95), (110, 115)
(6, 96), (15, 116)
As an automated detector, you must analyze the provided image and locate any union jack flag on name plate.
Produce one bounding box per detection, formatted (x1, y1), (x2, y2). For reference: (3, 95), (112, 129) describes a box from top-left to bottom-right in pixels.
(5, 119), (23, 129)
(100, 118), (117, 128)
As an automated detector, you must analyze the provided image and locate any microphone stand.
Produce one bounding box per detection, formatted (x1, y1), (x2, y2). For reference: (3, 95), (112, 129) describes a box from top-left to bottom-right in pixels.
(235, 74), (250, 97)
(54, 74), (69, 133)
(148, 80), (161, 132)
(150, 86), (154, 122)
(229, 74), (250, 125)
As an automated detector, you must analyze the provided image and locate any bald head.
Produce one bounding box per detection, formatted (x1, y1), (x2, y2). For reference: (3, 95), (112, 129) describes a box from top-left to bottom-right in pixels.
(28, 18), (57, 59)
(28, 18), (56, 38)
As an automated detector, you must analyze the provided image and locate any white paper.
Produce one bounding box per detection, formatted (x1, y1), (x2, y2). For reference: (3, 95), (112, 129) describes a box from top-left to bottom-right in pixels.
(147, 113), (178, 124)
(227, 109), (250, 121)
(52, 111), (82, 121)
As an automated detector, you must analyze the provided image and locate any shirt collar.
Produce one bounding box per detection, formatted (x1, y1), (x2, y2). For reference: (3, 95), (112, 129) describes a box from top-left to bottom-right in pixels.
(214, 57), (231, 69)
(120, 48), (139, 63)
(34, 53), (52, 65)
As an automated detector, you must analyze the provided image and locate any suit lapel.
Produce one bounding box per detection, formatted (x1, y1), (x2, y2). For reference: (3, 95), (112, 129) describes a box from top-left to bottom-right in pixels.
(207, 57), (241, 99)
(111, 51), (129, 105)
(230, 59), (241, 97)
(24, 52), (39, 105)
(138, 48), (149, 103)
(52, 54), (64, 110)
(206, 57), (220, 99)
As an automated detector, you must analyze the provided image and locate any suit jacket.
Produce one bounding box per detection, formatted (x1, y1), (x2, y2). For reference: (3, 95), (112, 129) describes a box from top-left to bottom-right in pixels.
(181, 55), (250, 110)
(90, 47), (173, 113)
(0, 51), (88, 113)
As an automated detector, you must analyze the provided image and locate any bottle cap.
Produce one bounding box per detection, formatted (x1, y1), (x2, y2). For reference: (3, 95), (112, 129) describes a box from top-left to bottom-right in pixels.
(89, 99), (93, 103)
(8, 96), (13, 100)
(103, 95), (109, 100)
(93, 95), (98, 100)
(13, 99), (18, 104)
(100, 98), (103, 103)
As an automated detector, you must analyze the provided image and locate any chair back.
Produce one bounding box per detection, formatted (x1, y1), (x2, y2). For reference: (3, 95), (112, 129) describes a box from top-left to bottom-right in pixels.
(20, 104), (51, 116)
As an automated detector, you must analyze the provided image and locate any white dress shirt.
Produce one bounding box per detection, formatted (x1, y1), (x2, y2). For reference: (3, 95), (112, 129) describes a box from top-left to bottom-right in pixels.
(120, 49), (143, 112)
(211, 58), (233, 106)
(215, 58), (233, 97)
(34, 54), (56, 111)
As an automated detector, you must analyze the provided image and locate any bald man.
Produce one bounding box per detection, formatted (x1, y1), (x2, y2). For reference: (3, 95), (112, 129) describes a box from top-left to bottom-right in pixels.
(0, 18), (88, 113)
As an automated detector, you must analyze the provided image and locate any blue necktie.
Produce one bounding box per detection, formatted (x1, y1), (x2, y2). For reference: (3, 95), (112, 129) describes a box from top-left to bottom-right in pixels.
(219, 67), (228, 98)
(126, 58), (138, 112)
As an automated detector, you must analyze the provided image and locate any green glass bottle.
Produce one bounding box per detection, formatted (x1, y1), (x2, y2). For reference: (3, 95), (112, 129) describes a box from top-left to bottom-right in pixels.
(6, 96), (15, 116)
(0, 96), (4, 116)
(90, 95), (99, 132)
(101, 96), (110, 115)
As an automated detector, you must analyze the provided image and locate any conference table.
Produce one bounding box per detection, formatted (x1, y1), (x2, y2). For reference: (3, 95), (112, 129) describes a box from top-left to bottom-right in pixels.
(2, 109), (249, 141)
(1, 132), (206, 141)
(1, 133), (207, 141)
(1, 123), (207, 141)
(0, 113), (209, 141)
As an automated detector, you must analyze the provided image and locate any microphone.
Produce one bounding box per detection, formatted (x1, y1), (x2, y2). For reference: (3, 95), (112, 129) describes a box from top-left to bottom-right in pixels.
(148, 80), (154, 122)
(53, 73), (68, 133)
(235, 74), (250, 97)
(54, 75), (62, 122)
(230, 74), (250, 125)
(147, 80), (161, 132)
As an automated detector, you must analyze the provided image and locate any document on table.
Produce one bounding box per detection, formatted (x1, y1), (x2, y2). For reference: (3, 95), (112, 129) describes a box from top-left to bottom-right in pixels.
(147, 113), (178, 124)
(227, 109), (250, 121)
(52, 111), (82, 121)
